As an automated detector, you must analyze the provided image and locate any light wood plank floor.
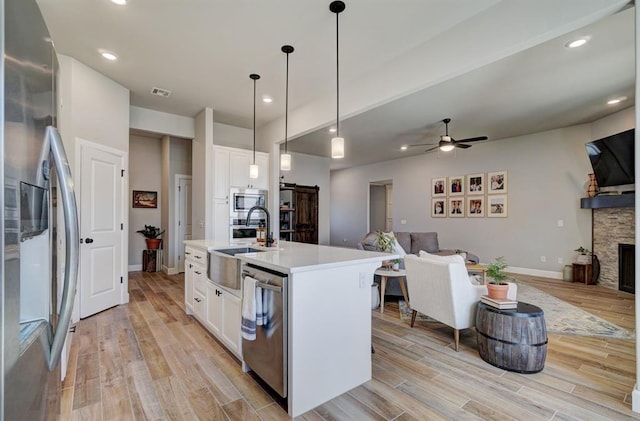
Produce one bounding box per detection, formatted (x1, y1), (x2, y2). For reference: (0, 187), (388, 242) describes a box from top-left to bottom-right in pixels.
(61, 271), (639, 420)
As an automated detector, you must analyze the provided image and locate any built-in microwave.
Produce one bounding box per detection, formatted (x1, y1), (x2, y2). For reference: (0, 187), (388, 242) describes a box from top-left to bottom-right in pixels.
(230, 187), (267, 218)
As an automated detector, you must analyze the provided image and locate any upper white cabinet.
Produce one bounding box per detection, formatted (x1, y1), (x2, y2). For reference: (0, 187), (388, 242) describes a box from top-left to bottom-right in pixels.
(214, 145), (269, 192)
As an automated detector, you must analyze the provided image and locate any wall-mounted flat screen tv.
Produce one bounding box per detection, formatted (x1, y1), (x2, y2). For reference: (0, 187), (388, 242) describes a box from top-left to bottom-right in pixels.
(585, 128), (634, 189)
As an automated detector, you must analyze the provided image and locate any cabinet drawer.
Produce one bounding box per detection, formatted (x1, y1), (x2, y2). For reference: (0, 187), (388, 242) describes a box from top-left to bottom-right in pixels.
(185, 246), (206, 263)
(193, 268), (207, 294)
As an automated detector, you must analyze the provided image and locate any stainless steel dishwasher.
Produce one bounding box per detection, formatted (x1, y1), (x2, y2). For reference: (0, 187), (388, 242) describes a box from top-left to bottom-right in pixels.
(241, 263), (288, 398)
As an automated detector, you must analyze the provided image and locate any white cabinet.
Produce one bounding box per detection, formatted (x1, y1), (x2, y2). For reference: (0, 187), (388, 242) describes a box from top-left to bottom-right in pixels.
(213, 148), (230, 200)
(227, 147), (269, 190)
(185, 246), (207, 317)
(205, 282), (242, 358)
(213, 200), (229, 243)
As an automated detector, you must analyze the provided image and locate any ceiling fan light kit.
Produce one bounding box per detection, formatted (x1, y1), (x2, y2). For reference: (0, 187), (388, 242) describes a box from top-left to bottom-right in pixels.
(330, 0), (346, 160)
(411, 117), (488, 153)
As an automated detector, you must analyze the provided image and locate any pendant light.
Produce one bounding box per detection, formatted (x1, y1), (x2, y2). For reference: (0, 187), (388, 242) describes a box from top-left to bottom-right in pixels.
(280, 45), (294, 171)
(330, 1), (345, 159)
(249, 73), (260, 179)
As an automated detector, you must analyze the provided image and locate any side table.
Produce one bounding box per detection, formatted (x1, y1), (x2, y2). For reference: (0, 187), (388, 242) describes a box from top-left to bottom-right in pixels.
(374, 268), (409, 315)
(572, 262), (593, 285)
(476, 301), (548, 373)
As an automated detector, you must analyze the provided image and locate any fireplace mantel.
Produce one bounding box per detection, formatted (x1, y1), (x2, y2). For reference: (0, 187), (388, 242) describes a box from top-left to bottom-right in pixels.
(580, 193), (635, 209)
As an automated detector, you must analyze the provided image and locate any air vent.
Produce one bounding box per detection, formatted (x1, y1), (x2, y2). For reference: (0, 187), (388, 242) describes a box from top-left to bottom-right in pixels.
(150, 87), (172, 97)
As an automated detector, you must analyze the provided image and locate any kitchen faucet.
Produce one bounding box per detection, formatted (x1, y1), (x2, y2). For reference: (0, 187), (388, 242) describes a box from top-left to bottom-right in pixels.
(246, 205), (273, 247)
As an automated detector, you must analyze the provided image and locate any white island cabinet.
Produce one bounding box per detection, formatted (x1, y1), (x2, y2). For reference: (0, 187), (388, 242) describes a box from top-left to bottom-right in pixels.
(237, 241), (393, 418)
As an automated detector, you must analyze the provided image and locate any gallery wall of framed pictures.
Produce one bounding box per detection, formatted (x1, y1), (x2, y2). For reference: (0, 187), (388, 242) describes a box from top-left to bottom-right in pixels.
(431, 170), (507, 218)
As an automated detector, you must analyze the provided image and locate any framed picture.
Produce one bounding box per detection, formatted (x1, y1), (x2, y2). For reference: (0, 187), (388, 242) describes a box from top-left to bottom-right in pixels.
(431, 198), (446, 218)
(487, 195), (508, 217)
(448, 198), (464, 218)
(488, 170), (508, 194)
(133, 190), (158, 208)
(431, 177), (446, 197)
(448, 175), (464, 196)
(467, 196), (485, 217)
(467, 173), (484, 195)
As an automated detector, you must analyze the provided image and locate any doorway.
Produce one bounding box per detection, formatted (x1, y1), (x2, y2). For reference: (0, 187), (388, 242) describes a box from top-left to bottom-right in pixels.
(175, 175), (192, 273)
(369, 180), (393, 233)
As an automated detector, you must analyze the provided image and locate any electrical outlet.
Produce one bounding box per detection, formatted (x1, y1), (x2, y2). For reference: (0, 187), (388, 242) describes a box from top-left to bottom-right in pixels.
(558, 257), (563, 264)
(359, 273), (367, 288)
(401, 219), (407, 225)
(343, 238), (348, 243)
(557, 219), (564, 227)
(540, 256), (546, 262)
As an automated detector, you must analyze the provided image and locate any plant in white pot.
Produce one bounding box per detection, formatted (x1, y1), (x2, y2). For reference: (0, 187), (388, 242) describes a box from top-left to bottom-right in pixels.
(136, 225), (165, 250)
(486, 256), (510, 300)
(574, 246), (591, 264)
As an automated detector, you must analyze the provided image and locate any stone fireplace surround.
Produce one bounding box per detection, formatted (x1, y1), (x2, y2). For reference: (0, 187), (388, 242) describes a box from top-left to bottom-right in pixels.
(585, 196), (635, 290)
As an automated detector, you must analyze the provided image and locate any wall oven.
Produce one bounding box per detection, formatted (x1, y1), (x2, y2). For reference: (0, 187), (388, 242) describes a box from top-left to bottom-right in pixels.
(230, 218), (260, 243)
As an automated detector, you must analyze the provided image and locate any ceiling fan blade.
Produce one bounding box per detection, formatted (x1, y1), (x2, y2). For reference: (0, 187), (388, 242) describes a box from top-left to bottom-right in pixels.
(408, 143), (435, 147)
(424, 146), (439, 152)
(455, 143), (472, 149)
(455, 136), (488, 143)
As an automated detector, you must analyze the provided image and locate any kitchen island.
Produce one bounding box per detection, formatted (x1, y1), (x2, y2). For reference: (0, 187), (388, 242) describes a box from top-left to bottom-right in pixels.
(183, 240), (393, 417)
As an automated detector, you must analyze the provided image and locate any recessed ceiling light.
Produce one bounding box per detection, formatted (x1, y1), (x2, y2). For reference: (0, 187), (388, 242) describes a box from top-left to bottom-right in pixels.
(400, 145), (408, 151)
(565, 36), (590, 49)
(99, 50), (118, 61)
(607, 96), (627, 105)
(329, 128), (336, 133)
(111, 0), (127, 5)
(262, 96), (273, 104)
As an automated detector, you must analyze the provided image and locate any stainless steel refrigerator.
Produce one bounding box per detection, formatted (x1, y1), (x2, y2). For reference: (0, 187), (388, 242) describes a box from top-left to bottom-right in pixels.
(1, 0), (79, 419)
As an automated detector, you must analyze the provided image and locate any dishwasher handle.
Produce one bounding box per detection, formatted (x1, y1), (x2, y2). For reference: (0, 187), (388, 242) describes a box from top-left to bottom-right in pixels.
(256, 282), (282, 293)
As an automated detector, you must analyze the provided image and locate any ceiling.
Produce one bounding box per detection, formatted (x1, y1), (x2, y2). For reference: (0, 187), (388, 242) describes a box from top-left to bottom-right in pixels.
(36, 0), (635, 170)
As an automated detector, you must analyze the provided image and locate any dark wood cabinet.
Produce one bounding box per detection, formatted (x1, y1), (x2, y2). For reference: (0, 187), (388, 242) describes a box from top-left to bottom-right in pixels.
(280, 184), (319, 244)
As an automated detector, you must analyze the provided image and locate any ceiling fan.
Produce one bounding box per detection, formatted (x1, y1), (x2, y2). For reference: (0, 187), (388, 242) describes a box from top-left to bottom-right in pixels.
(410, 118), (488, 152)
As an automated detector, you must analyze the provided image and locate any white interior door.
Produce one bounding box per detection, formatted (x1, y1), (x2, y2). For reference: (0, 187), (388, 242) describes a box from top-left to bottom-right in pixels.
(79, 141), (125, 318)
(177, 176), (192, 273)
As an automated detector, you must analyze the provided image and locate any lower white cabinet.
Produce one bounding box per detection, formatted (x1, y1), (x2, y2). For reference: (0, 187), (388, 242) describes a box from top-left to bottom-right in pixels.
(185, 246), (207, 315)
(206, 282), (242, 358)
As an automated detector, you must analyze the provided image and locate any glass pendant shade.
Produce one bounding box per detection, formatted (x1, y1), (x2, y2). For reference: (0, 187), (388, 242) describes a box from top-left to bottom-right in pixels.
(331, 136), (345, 159)
(249, 164), (259, 179)
(280, 153), (292, 171)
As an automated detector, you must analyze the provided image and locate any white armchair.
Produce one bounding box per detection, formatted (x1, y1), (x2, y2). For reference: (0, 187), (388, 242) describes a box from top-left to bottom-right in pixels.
(404, 254), (517, 351)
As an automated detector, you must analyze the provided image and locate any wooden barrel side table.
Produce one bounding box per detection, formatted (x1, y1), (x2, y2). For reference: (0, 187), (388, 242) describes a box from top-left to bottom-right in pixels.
(475, 301), (548, 373)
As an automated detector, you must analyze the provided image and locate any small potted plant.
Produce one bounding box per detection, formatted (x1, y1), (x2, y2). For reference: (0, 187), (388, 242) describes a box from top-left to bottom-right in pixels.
(574, 246), (591, 264)
(136, 225), (165, 250)
(486, 256), (510, 299)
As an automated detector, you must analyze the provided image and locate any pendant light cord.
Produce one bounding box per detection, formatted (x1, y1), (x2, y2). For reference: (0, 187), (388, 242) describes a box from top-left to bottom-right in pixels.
(335, 9), (340, 137)
(252, 76), (256, 164)
(285, 50), (289, 154)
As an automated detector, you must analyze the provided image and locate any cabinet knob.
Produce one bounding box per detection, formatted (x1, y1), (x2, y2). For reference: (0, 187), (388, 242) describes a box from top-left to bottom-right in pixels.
(194, 271), (201, 275)
(194, 297), (202, 303)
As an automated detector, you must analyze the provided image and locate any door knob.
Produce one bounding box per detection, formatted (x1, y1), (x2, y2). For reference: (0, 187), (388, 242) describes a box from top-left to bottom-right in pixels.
(85, 238), (94, 244)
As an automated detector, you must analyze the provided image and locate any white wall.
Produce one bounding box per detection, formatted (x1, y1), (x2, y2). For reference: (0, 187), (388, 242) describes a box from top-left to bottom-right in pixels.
(130, 106), (195, 139)
(280, 152), (331, 245)
(164, 137), (192, 271)
(213, 122), (253, 150)
(331, 109), (634, 274)
(129, 135), (162, 267)
(192, 108), (213, 240)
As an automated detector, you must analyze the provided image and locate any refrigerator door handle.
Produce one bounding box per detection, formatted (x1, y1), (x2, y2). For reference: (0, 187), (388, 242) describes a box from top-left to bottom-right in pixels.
(44, 126), (80, 371)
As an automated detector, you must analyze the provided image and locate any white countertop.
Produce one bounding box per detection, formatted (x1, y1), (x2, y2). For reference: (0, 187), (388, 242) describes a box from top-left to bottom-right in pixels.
(184, 239), (394, 274)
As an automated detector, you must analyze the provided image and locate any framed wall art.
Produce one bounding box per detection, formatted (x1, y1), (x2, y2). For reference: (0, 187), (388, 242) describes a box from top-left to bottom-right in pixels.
(488, 170), (508, 194)
(133, 190), (158, 208)
(431, 177), (446, 197)
(467, 173), (484, 195)
(487, 195), (508, 217)
(448, 198), (464, 218)
(448, 175), (464, 197)
(467, 197), (485, 217)
(431, 198), (446, 218)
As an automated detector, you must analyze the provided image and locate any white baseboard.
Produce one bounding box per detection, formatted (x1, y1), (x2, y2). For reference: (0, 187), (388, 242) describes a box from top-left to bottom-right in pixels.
(128, 264), (142, 272)
(164, 266), (179, 275)
(506, 266), (563, 280)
